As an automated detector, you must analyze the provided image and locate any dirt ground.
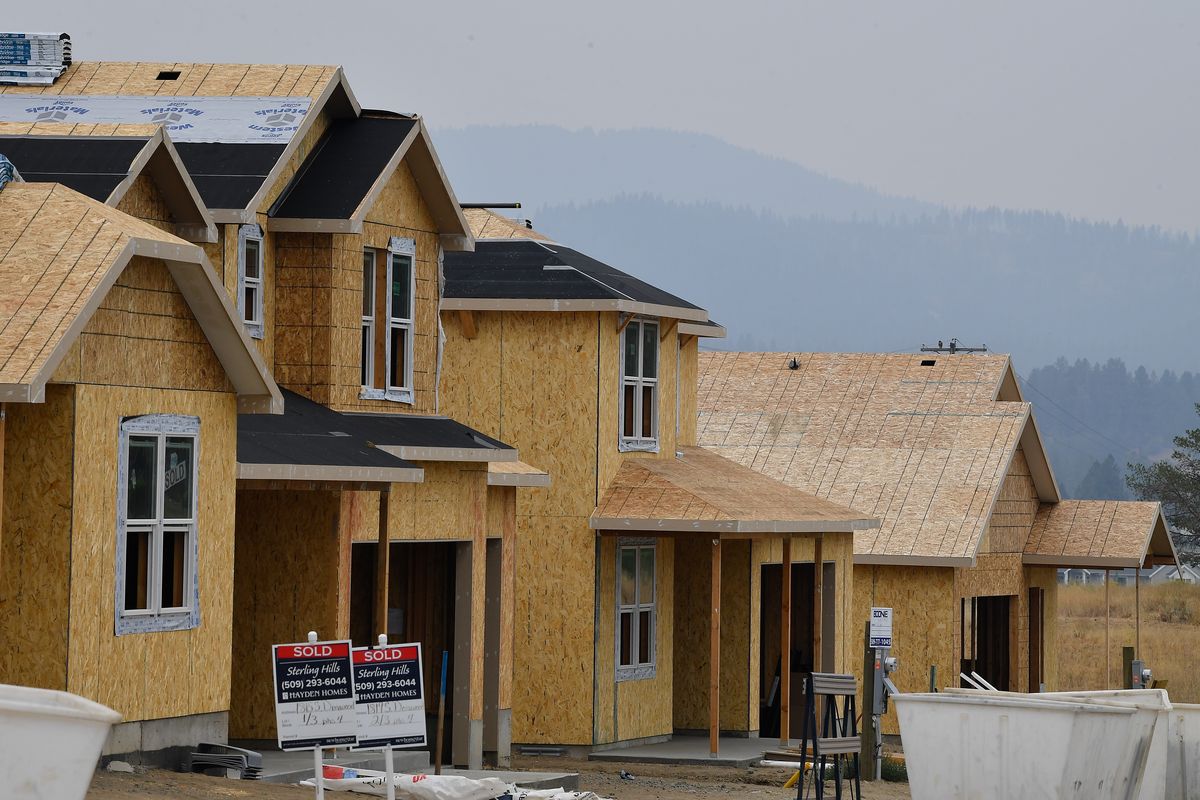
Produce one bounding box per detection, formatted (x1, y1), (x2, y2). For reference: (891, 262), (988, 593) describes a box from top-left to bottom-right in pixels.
(86, 757), (911, 799)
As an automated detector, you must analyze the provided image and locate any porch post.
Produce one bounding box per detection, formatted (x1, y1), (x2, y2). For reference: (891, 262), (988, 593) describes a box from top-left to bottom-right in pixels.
(1105, 569), (1111, 687)
(1135, 565), (1141, 657)
(468, 473), (487, 770)
(813, 533), (824, 672)
(780, 535), (791, 746)
(497, 488), (517, 767)
(374, 488), (391, 640)
(710, 536), (722, 758)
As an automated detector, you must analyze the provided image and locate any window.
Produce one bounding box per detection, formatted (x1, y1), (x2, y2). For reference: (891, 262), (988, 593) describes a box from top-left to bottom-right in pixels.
(617, 542), (656, 680)
(619, 319), (658, 451)
(361, 250), (375, 388)
(360, 238), (415, 403)
(238, 224), (264, 339)
(115, 415), (201, 635)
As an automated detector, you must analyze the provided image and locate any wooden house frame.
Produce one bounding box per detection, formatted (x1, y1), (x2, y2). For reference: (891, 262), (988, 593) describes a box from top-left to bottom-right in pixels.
(0, 62), (532, 770)
(696, 352), (1179, 732)
(440, 211), (878, 756)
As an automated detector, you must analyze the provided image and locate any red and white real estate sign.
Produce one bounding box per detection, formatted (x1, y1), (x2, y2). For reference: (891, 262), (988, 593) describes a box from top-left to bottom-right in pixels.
(272, 640), (357, 750)
(351, 643), (427, 749)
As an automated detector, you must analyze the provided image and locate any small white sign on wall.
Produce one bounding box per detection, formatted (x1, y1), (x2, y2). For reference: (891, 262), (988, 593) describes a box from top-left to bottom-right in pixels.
(870, 607), (893, 648)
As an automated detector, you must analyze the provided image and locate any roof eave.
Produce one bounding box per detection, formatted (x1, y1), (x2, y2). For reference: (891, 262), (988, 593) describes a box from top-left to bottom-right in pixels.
(679, 321), (727, 339)
(853, 552), (976, 567)
(377, 444), (519, 463)
(589, 517), (875, 534)
(237, 461), (423, 484)
(440, 296), (710, 323)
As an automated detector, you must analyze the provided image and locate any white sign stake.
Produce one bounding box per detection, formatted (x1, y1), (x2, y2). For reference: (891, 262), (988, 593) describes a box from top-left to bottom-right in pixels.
(380, 634), (396, 800)
(308, 632), (324, 800)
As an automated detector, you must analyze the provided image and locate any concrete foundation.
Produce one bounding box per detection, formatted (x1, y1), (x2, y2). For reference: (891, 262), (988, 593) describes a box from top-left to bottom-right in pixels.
(102, 711), (228, 769)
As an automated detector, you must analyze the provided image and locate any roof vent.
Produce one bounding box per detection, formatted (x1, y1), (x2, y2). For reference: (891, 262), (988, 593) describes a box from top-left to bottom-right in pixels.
(156, 70), (181, 81)
(0, 32), (72, 86)
(0, 155), (17, 191)
(920, 359), (936, 367)
(788, 357), (800, 370)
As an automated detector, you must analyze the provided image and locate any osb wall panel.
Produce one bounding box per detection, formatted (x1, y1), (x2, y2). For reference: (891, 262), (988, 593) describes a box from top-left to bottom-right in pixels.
(273, 231), (333, 401)
(750, 534), (854, 732)
(852, 564), (956, 735)
(510, 515), (595, 745)
(0, 385), (74, 689)
(50, 256), (233, 394)
(338, 472), (502, 543)
(65, 385), (238, 722)
(438, 310), (503, 437)
(678, 336), (698, 447)
(200, 225), (229, 284)
(594, 536), (675, 744)
(113, 173), (173, 233)
(230, 489), (343, 739)
(955, 553), (1025, 600)
(672, 538), (754, 732)
(326, 163), (441, 415)
(979, 448), (1038, 554)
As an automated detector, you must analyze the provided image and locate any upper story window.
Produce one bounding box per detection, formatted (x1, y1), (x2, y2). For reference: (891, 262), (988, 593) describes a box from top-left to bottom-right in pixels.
(238, 224), (264, 339)
(116, 415), (201, 635)
(619, 319), (658, 452)
(617, 541), (656, 681)
(360, 237), (415, 404)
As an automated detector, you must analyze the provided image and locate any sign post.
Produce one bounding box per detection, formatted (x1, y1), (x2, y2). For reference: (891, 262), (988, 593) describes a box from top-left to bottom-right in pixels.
(868, 608), (893, 782)
(272, 631), (357, 800)
(352, 634), (427, 800)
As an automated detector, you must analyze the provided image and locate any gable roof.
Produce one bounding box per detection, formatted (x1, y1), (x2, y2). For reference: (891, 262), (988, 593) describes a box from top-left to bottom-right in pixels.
(1024, 500), (1178, 569)
(268, 114), (473, 250)
(591, 446), (879, 534)
(0, 182), (281, 412)
(695, 352), (1061, 565)
(463, 207), (553, 242)
(443, 238), (708, 321)
(0, 62), (361, 220)
(0, 127), (215, 242)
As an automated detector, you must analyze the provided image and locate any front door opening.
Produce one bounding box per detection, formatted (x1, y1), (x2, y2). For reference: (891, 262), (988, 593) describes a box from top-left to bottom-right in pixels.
(961, 595), (1011, 691)
(759, 561), (836, 739)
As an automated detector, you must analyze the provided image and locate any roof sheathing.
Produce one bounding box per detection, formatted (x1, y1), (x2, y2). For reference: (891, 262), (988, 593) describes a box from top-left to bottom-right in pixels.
(1024, 500), (1178, 568)
(695, 352), (1042, 565)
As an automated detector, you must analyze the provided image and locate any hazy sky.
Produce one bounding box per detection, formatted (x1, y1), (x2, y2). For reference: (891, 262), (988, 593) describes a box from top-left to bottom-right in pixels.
(12, 1), (1198, 230)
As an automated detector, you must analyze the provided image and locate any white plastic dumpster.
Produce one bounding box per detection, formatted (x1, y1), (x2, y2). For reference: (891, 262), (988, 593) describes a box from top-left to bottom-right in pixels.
(894, 692), (1157, 799)
(0, 684), (121, 800)
(1167, 703), (1200, 800)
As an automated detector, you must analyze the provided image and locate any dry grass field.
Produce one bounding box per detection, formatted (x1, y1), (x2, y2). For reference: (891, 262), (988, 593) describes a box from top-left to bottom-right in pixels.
(1057, 580), (1200, 702)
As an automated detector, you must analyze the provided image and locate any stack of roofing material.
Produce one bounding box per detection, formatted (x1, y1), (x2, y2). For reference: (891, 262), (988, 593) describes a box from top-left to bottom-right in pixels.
(0, 32), (71, 86)
(894, 689), (1167, 799)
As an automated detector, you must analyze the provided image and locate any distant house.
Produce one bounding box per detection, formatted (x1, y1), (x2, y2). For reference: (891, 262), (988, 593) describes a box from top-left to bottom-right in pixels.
(1058, 565), (1197, 586)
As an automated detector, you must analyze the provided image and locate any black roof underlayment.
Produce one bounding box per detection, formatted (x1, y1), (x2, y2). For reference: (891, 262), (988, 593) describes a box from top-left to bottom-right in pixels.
(270, 116), (418, 221)
(443, 239), (704, 312)
(174, 142), (286, 210)
(0, 135), (146, 200)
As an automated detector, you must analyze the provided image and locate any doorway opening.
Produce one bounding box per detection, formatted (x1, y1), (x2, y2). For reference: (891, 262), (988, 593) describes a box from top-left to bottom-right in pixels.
(759, 561), (836, 739)
(961, 595), (1011, 690)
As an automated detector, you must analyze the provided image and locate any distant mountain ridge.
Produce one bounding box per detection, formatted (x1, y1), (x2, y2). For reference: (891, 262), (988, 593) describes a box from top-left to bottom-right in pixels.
(432, 124), (936, 222)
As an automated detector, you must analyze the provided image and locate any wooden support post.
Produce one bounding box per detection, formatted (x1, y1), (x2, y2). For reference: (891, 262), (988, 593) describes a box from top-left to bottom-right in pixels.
(1135, 566), (1141, 656)
(813, 534), (824, 673)
(468, 473), (487, 770)
(334, 492), (353, 638)
(458, 310), (478, 339)
(780, 536), (792, 746)
(1105, 569), (1111, 688)
(709, 537), (722, 758)
(497, 488), (516, 767)
(1122, 646), (1135, 690)
(374, 488), (391, 640)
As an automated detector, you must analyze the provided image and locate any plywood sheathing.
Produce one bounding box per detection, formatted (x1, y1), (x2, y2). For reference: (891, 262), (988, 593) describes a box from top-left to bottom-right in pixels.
(114, 173), (174, 233)
(51, 255), (232, 393)
(593, 445), (877, 531)
(276, 162), (440, 414)
(678, 337), (699, 447)
(0, 122), (161, 136)
(67, 384), (238, 722)
(463, 208), (553, 242)
(0, 183), (200, 392)
(0, 63), (337, 99)
(1024, 499), (1171, 567)
(696, 352), (1030, 561)
(0, 385), (74, 689)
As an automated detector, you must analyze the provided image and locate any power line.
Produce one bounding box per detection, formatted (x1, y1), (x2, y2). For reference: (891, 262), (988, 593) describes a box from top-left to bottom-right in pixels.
(1017, 371), (1136, 454)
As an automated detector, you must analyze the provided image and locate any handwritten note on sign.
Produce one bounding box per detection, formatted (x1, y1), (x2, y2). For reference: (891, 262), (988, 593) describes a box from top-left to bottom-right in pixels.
(351, 643), (427, 748)
(272, 640), (357, 750)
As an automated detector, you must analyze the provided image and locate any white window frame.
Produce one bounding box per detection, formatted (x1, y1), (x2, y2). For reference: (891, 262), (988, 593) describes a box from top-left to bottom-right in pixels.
(616, 540), (657, 681)
(114, 414), (201, 635)
(237, 223), (264, 339)
(618, 318), (659, 452)
(361, 238), (415, 404)
(361, 248), (376, 389)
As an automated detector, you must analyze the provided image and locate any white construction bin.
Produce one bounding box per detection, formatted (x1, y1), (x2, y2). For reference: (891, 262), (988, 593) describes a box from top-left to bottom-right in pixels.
(894, 692), (1158, 800)
(1167, 703), (1200, 800)
(0, 684), (121, 800)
